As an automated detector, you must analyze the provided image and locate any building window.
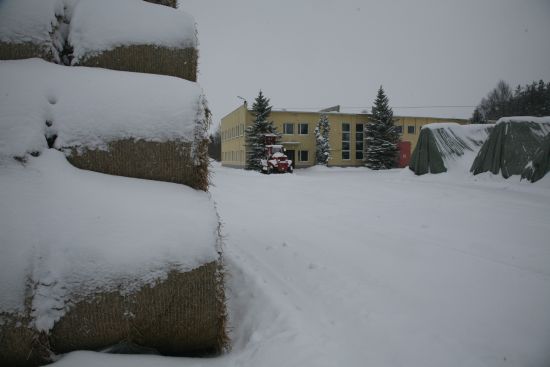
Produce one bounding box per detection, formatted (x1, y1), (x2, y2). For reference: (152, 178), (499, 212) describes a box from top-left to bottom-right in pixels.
(283, 123), (294, 134)
(407, 125), (416, 134)
(355, 123), (364, 160)
(299, 150), (309, 162)
(299, 123), (309, 135)
(342, 123), (350, 160)
(395, 125), (403, 134)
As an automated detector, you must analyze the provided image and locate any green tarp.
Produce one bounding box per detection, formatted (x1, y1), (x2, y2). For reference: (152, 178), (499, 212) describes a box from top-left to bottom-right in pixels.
(470, 118), (550, 178)
(409, 123), (492, 175)
(521, 134), (550, 183)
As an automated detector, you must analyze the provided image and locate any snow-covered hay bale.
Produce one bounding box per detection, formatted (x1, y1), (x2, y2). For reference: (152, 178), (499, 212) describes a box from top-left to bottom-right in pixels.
(521, 134), (550, 183)
(0, 151), (226, 366)
(470, 117), (550, 178)
(0, 59), (209, 190)
(0, 0), (61, 62)
(70, 0), (198, 81)
(409, 123), (492, 175)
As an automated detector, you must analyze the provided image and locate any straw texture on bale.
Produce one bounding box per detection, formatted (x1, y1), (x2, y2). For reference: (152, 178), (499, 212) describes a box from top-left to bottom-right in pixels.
(143, 0), (178, 8)
(76, 45), (197, 81)
(0, 314), (50, 367)
(0, 261), (227, 366)
(66, 139), (209, 191)
(0, 41), (54, 62)
(50, 261), (227, 357)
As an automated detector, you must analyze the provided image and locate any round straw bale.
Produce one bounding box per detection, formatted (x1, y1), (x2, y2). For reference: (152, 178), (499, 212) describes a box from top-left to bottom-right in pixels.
(66, 139), (209, 191)
(0, 42), (55, 62)
(49, 261), (226, 357)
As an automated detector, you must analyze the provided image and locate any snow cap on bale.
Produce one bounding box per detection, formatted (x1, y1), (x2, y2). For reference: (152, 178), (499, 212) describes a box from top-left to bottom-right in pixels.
(470, 116), (550, 178)
(0, 0), (63, 62)
(409, 123), (493, 175)
(0, 150), (226, 366)
(0, 59), (209, 189)
(70, 0), (198, 80)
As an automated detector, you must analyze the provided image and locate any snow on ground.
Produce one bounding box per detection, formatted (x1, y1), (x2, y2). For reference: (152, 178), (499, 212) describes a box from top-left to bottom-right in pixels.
(0, 59), (204, 159)
(0, 150), (218, 331)
(49, 163), (550, 367)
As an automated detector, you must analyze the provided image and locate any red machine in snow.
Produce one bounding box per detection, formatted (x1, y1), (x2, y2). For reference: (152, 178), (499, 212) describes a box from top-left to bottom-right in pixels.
(261, 134), (293, 174)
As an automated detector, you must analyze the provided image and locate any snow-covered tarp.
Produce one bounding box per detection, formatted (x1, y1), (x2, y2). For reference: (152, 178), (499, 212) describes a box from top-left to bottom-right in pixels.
(471, 116), (550, 178)
(0, 149), (219, 329)
(409, 123), (493, 175)
(0, 58), (206, 161)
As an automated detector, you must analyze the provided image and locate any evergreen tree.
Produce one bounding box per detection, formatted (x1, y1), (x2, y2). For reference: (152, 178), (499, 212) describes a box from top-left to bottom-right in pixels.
(470, 107), (486, 124)
(315, 114), (331, 165)
(245, 91), (278, 171)
(365, 86), (400, 170)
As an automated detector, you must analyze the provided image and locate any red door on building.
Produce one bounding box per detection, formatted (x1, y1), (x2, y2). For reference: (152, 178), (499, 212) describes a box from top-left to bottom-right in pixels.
(397, 141), (411, 168)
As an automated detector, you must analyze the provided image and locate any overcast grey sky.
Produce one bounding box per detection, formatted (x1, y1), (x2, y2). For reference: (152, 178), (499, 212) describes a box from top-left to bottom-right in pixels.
(183, 0), (550, 129)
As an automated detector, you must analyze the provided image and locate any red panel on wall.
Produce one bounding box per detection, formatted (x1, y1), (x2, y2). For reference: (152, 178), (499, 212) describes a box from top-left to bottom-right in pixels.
(398, 141), (411, 168)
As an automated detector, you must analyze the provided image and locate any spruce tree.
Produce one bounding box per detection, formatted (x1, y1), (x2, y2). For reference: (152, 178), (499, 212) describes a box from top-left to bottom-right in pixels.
(245, 91), (278, 171)
(365, 86), (400, 170)
(315, 114), (331, 165)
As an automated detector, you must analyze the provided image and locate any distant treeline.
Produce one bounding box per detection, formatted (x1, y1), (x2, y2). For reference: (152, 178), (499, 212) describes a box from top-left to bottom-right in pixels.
(471, 79), (550, 123)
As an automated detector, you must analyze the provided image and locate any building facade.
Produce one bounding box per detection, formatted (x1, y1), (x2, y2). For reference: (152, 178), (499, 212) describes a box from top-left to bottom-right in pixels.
(221, 103), (468, 168)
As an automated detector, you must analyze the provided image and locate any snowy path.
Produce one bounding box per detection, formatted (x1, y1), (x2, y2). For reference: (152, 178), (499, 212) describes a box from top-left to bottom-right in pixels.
(51, 164), (550, 367)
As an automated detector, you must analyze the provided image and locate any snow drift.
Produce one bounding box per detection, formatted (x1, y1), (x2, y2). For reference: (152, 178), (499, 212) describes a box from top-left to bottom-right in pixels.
(0, 150), (225, 366)
(471, 116), (550, 179)
(409, 123), (493, 175)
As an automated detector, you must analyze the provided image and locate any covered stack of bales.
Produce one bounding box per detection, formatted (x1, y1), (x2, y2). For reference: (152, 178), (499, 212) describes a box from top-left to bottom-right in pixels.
(409, 123), (493, 175)
(0, 0), (61, 62)
(470, 117), (550, 179)
(521, 135), (550, 183)
(70, 0), (198, 81)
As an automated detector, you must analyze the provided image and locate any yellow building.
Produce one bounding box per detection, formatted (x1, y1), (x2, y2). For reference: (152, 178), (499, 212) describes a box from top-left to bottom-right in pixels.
(220, 103), (467, 168)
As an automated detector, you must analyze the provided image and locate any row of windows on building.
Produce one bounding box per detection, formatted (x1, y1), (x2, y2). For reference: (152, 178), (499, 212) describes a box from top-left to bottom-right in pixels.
(222, 124), (246, 141)
(222, 122), (416, 142)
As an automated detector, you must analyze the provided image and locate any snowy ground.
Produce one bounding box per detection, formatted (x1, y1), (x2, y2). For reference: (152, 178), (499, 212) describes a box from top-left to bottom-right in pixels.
(51, 163), (550, 367)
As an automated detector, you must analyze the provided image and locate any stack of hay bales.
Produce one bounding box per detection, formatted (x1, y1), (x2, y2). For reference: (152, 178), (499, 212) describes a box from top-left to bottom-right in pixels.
(409, 123), (493, 175)
(470, 117), (550, 179)
(70, 0), (198, 81)
(0, 1), (227, 366)
(0, 0), (62, 62)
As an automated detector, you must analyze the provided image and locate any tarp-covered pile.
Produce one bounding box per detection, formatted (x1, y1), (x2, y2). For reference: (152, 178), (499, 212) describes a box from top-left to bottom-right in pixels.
(409, 123), (493, 175)
(521, 134), (550, 183)
(470, 117), (550, 179)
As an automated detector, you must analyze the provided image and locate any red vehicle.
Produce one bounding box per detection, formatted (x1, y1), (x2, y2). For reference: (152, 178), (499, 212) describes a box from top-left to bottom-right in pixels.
(261, 135), (293, 174)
